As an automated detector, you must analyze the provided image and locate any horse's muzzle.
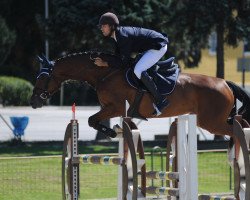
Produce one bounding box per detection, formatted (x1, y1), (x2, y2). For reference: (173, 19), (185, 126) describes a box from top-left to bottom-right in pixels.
(30, 95), (44, 109)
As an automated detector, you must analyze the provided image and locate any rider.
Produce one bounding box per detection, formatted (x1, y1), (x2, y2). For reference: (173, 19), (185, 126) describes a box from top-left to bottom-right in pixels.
(95, 12), (169, 116)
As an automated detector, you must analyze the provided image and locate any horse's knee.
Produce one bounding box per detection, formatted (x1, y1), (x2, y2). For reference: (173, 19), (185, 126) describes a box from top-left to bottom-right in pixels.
(88, 116), (98, 128)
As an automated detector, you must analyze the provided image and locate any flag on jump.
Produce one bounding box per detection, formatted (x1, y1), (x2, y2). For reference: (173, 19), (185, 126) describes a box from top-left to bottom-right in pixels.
(72, 103), (76, 120)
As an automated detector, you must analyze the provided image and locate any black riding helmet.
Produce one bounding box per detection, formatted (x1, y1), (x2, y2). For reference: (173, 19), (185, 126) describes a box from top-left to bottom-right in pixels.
(98, 12), (119, 27)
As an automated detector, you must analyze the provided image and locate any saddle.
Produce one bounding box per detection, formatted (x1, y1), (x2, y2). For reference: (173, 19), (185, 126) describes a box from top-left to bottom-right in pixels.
(126, 57), (180, 120)
(126, 57), (180, 95)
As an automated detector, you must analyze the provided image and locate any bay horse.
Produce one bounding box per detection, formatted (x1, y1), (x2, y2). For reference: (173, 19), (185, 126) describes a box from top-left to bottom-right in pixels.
(30, 51), (250, 138)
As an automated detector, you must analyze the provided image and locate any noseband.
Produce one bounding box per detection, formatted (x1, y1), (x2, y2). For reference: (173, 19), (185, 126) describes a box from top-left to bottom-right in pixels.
(35, 57), (55, 101)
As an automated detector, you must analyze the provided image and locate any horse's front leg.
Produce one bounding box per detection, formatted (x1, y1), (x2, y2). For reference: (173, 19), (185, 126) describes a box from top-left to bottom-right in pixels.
(88, 105), (120, 138)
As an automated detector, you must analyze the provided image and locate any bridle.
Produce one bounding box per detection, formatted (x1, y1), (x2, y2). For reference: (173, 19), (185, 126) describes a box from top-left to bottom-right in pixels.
(34, 55), (55, 101)
(33, 74), (52, 102)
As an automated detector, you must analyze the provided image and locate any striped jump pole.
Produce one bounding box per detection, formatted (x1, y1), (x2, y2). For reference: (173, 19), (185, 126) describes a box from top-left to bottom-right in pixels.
(198, 194), (236, 200)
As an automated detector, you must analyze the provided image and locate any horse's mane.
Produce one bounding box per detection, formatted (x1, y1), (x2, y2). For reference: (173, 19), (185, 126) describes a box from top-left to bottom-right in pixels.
(54, 50), (119, 63)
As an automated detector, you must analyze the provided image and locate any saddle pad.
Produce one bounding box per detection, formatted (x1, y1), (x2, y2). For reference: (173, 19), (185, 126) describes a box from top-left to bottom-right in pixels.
(126, 67), (180, 95)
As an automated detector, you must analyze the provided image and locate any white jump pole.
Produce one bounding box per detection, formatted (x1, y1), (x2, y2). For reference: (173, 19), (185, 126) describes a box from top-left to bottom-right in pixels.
(177, 114), (198, 200)
(117, 130), (125, 199)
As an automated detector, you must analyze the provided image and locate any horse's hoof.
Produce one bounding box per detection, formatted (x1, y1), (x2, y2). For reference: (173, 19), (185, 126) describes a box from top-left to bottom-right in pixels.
(113, 124), (123, 135)
(107, 129), (117, 138)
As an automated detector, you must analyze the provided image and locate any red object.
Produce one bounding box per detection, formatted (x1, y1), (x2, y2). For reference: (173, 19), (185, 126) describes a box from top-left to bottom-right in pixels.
(72, 103), (76, 113)
(72, 103), (76, 120)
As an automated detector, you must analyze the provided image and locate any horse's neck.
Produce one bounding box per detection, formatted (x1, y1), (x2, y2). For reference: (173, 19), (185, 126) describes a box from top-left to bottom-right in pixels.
(55, 54), (120, 88)
(87, 67), (120, 88)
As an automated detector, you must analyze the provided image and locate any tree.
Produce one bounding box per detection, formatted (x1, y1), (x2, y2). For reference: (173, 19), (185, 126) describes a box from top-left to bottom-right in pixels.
(42, 0), (170, 57)
(0, 16), (16, 66)
(0, 0), (44, 82)
(164, 0), (250, 78)
(163, 0), (250, 140)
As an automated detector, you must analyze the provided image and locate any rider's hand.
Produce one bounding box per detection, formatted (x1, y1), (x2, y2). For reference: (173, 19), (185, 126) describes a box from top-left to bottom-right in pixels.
(94, 57), (109, 67)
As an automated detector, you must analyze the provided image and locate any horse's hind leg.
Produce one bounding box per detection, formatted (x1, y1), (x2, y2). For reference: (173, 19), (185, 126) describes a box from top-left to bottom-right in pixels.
(197, 113), (234, 137)
(196, 82), (234, 137)
(209, 122), (233, 137)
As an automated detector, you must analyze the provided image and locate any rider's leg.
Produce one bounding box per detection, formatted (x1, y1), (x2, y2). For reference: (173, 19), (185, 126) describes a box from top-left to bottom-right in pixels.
(134, 45), (169, 115)
(134, 45), (168, 78)
(140, 71), (169, 115)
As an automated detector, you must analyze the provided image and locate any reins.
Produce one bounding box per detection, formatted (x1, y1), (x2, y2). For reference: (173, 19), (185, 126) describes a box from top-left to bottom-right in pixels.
(100, 68), (122, 82)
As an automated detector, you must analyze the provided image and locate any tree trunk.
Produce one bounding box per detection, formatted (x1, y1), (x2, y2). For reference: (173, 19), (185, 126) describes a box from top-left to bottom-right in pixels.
(216, 22), (225, 79)
(214, 21), (225, 141)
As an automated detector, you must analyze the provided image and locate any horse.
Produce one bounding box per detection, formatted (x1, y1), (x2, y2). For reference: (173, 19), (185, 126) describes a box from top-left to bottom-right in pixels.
(30, 51), (250, 139)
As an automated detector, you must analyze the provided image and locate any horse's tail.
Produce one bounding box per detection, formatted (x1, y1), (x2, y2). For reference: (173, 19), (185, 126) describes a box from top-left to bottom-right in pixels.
(226, 81), (250, 122)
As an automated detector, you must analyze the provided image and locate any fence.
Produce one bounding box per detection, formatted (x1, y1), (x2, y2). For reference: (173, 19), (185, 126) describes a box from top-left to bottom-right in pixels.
(0, 151), (232, 200)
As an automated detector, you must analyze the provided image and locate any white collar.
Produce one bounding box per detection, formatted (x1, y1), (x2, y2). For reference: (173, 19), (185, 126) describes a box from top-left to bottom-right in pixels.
(112, 31), (117, 42)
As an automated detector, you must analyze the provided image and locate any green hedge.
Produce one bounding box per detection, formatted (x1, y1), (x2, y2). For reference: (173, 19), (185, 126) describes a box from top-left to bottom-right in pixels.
(0, 76), (33, 106)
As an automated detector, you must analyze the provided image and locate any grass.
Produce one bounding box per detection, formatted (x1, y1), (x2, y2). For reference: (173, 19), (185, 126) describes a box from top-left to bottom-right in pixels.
(0, 144), (234, 200)
(0, 141), (119, 157)
(198, 152), (232, 193)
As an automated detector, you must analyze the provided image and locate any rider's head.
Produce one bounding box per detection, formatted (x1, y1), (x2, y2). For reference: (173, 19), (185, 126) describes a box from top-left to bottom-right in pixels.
(98, 12), (119, 37)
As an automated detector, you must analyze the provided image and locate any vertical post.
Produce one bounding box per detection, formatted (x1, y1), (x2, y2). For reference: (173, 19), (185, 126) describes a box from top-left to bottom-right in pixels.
(60, 82), (64, 106)
(177, 115), (188, 200)
(177, 114), (198, 200)
(117, 131), (124, 199)
(70, 104), (79, 200)
(242, 43), (246, 88)
(187, 115), (198, 200)
(44, 0), (51, 105)
(44, 0), (49, 59)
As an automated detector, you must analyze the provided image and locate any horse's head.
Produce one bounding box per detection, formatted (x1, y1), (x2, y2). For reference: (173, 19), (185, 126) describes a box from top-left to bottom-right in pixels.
(30, 55), (55, 109)
(30, 51), (122, 108)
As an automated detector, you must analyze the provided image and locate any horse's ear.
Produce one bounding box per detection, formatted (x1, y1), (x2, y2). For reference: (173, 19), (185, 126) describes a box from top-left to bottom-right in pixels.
(40, 54), (47, 60)
(37, 55), (43, 64)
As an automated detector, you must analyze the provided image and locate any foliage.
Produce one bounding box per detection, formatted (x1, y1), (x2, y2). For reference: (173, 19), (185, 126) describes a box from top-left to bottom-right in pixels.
(0, 0), (44, 82)
(41, 0), (171, 55)
(0, 76), (33, 106)
(0, 16), (16, 66)
(164, 0), (250, 78)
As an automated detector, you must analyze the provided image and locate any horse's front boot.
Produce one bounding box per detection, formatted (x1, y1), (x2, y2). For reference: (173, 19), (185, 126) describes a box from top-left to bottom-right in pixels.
(97, 124), (117, 138)
(88, 117), (117, 139)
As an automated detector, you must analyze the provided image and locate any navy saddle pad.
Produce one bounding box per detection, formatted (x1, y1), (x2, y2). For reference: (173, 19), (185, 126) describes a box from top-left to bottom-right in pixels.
(126, 57), (180, 95)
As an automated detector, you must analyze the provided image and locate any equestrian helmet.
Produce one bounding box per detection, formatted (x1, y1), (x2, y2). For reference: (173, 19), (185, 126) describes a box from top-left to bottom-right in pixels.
(99, 12), (119, 26)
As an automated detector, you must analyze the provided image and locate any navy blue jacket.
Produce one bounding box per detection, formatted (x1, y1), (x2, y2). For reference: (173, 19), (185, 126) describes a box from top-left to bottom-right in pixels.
(106, 26), (168, 68)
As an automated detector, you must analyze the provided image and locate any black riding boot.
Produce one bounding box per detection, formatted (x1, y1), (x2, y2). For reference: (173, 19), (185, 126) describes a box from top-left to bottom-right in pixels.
(141, 71), (169, 115)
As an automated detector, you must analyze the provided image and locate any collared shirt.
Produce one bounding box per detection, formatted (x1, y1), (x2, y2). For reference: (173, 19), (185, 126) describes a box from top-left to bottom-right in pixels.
(109, 26), (168, 67)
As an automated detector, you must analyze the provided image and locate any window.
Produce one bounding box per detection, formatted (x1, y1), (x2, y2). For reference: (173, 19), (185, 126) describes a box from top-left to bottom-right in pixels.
(243, 40), (250, 56)
(208, 32), (217, 56)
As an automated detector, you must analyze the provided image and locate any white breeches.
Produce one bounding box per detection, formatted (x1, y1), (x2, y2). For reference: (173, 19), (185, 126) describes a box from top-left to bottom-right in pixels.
(134, 44), (168, 79)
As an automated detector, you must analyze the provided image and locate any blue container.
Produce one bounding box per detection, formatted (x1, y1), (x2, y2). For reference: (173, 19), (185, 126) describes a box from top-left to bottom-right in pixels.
(10, 116), (29, 138)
